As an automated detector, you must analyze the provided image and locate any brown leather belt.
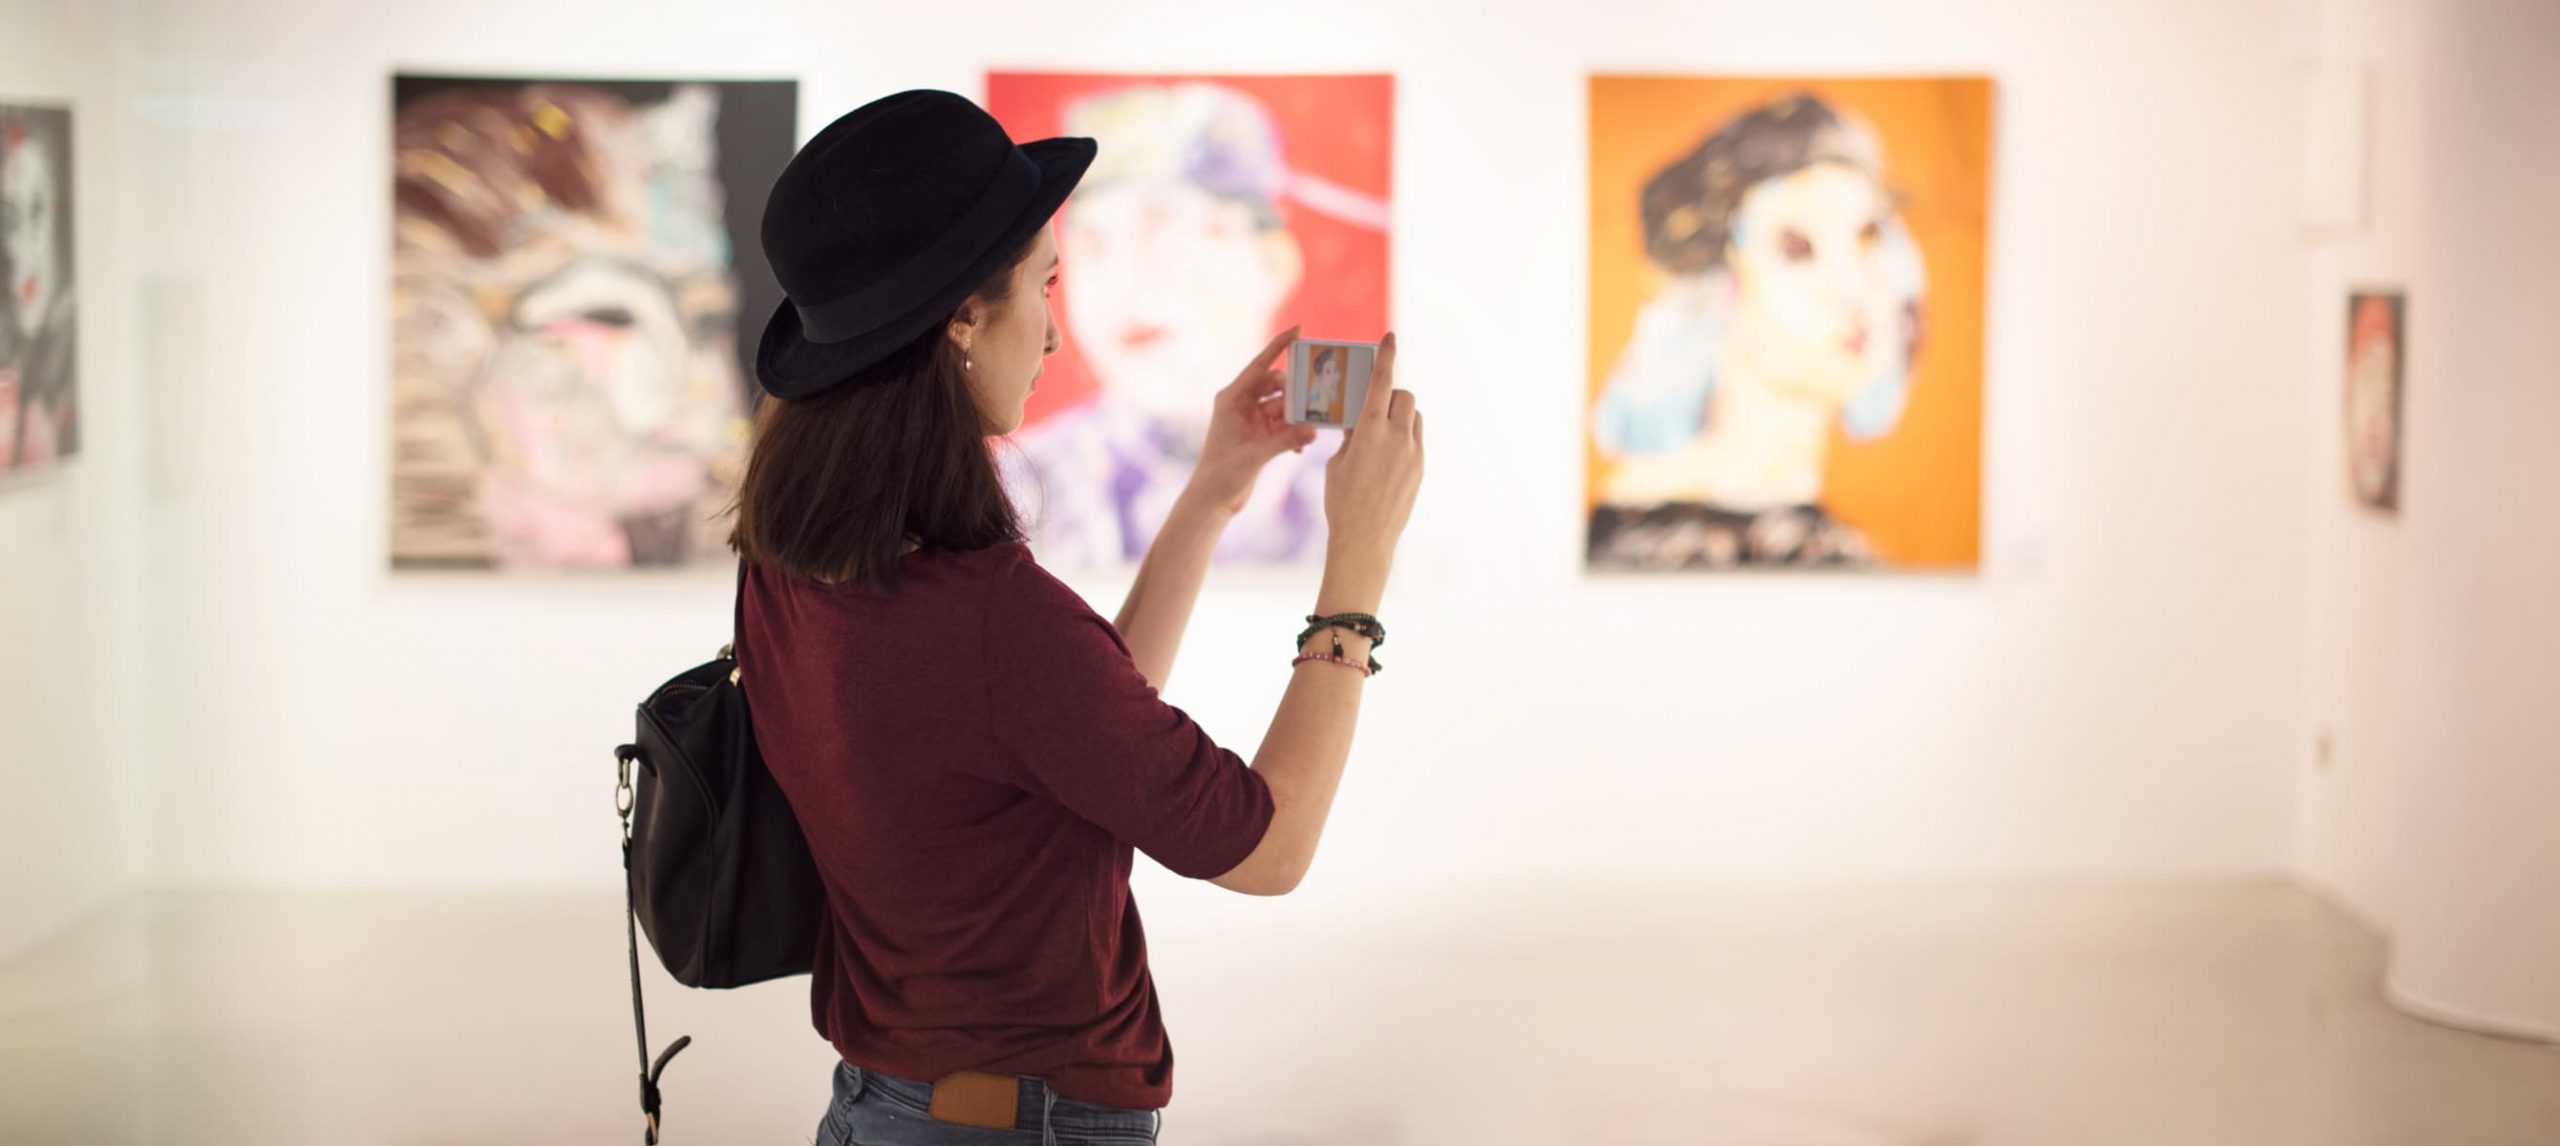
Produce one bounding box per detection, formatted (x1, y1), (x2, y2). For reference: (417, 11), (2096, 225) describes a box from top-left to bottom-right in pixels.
(928, 1070), (1024, 1130)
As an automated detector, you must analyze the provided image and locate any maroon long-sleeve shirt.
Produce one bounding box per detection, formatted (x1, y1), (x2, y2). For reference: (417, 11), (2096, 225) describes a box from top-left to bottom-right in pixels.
(739, 543), (1276, 1110)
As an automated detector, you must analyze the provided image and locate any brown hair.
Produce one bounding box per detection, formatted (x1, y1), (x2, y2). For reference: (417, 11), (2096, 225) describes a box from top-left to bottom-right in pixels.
(729, 243), (1034, 590)
(1640, 94), (1879, 276)
(393, 85), (631, 258)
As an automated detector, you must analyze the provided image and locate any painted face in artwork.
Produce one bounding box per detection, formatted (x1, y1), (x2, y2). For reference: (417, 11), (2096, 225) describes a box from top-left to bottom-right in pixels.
(471, 257), (740, 520)
(1060, 177), (1294, 430)
(1052, 83), (1304, 438)
(1725, 161), (1902, 408)
(2, 123), (63, 341)
(392, 83), (750, 568)
(1309, 346), (1344, 416)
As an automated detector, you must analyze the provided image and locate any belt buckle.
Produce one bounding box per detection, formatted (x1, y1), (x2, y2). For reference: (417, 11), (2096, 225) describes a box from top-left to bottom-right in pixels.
(928, 1070), (1019, 1130)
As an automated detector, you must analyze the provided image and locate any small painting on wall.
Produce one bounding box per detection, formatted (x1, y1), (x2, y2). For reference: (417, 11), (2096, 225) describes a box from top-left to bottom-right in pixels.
(2344, 289), (2405, 513)
(1, 102), (77, 476)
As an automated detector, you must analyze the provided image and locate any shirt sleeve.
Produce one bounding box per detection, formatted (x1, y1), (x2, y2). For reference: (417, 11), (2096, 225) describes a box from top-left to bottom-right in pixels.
(975, 555), (1276, 880)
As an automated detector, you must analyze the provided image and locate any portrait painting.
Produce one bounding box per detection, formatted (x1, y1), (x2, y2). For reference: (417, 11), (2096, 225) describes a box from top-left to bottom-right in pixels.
(390, 76), (795, 570)
(987, 72), (1394, 566)
(1587, 77), (1992, 571)
(2345, 289), (2405, 512)
(1, 103), (76, 476)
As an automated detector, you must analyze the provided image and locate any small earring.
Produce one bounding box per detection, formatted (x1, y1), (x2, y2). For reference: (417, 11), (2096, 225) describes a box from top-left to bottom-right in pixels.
(965, 357), (974, 371)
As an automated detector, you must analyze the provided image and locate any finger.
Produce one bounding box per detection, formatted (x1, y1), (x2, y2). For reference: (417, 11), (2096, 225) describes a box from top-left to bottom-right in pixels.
(1359, 331), (1398, 422)
(1236, 325), (1302, 387)
(1389, 388), (1415, 428)
(1287, 424), (1319, 454)
(1253, 376), (1290, 425)
(1229, 369), (1288, 423)
(1216, 332), (1294, 404)
(1411, 407), (1424, 449)
(1223, 361), (1276, 409)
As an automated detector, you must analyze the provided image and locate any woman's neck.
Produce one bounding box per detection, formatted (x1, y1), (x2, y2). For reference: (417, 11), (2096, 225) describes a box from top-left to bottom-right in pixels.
(1692, 351), (1835, 511)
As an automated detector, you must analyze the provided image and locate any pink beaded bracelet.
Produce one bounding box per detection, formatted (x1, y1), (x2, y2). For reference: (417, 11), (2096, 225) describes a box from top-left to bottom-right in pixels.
(1292, 651), (1373, 678)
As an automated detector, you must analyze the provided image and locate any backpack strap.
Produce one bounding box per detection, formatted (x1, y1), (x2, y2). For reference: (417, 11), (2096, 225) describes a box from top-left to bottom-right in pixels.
(617, 560), (744, 1141)
(721, 559), (750, 678)
(619, 743), (691, 1144)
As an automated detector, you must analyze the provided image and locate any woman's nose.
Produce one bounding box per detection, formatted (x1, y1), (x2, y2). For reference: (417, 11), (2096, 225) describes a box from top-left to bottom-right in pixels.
(1824, 254), (1868, 303)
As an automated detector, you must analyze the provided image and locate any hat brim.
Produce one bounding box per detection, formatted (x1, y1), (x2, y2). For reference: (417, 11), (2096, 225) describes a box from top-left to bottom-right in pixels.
(755, 135), (1097, 401)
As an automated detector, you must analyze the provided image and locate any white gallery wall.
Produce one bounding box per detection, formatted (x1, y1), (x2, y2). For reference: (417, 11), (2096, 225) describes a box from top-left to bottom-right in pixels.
(122, 0), (2317, 896)
(2294, 0), (2560, 1039)
(0, 0), (150, 959)
(2290, 0), (2432, 934)
(2386, 0), (2560, 1040)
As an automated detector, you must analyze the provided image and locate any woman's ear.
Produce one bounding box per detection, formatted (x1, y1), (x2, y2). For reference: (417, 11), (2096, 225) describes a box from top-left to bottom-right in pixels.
(947, 305), (981, 355)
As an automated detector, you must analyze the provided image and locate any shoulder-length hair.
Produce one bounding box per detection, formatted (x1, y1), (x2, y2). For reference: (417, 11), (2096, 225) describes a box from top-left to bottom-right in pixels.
(729, 244), (1032, 591)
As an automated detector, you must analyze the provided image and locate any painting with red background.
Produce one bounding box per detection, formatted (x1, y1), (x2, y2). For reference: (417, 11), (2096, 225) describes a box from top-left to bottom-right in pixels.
(984, 73), (1393, 427)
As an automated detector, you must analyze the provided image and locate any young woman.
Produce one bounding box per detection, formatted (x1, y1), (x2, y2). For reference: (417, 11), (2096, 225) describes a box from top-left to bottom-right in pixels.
(732, 90), (1424, 1145)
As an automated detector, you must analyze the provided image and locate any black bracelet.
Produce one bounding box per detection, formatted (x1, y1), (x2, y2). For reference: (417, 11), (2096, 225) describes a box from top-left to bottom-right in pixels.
(1295, 614), (1386, 675)
(1299, 613), (1386, 647)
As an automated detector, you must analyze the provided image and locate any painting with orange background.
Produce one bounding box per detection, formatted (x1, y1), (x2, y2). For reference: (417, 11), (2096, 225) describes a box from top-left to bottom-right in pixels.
(1587, 77), (1991, 571)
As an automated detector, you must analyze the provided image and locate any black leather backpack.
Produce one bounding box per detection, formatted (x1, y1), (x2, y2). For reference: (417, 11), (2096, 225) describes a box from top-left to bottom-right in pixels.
(612, 561), (823, 1142)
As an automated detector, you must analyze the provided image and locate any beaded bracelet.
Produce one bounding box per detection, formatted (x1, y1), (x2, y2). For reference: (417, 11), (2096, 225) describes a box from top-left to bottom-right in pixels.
(1292, 651), (1373, 678)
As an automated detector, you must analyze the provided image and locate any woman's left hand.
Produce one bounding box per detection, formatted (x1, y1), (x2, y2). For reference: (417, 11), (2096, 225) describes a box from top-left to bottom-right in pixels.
(1185, 326), (1320, 517)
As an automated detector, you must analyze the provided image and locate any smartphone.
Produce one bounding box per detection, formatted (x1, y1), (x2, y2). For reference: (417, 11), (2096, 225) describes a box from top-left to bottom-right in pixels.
(1286, 339), (1379, 428)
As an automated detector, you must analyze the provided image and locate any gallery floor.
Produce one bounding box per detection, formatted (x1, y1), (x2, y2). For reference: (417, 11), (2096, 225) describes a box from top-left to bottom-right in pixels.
(2, 880), (2555, 1145)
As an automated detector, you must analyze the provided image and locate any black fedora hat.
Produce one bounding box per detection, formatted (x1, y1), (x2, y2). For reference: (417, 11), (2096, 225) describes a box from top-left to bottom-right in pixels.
(756, 90), (1095, 400)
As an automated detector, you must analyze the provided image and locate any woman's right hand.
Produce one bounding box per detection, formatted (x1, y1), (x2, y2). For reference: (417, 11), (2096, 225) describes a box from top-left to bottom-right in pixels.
(1320, 333), (1423, 603)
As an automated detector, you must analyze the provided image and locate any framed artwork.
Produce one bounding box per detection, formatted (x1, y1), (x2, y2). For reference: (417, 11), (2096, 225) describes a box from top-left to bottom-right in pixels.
(390, 75), (795, 570)
(1587, 77), (1993, 571)
(2345, 289), (2404, 512)
(986, 72), (1394, 566)
(1, 102), (76, 476)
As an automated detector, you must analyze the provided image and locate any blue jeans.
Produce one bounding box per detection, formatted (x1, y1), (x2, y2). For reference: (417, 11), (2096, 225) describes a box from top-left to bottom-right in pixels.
(814, 1060), (1162, 1146)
